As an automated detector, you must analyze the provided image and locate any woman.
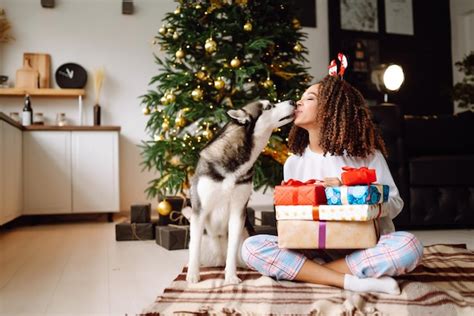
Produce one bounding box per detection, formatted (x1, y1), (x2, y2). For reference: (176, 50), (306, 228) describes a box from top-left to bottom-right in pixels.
(241, 75), (423, 294)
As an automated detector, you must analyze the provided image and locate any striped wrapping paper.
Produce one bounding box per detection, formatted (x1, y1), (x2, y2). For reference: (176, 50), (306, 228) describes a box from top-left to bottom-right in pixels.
(275, 203), (388, 221)
(142, 244), (474, 316)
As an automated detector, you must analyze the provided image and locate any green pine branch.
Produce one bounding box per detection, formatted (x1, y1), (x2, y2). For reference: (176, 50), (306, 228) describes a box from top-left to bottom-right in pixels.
(140, 0), (313, 199)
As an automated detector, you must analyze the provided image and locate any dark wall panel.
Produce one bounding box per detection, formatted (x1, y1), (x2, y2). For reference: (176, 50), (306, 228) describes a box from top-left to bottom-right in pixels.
(328, 0), (453, 115)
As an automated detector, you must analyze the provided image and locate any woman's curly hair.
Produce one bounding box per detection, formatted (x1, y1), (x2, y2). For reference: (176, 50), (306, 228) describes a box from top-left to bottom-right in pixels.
(288, 75), (387, 158)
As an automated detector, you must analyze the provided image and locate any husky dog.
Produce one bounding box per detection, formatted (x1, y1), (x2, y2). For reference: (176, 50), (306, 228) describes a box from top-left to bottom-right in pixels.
(186, 99), (295, 285)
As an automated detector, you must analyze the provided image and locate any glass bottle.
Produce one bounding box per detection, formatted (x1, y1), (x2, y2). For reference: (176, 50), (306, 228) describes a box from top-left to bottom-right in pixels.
(22, 94), (33, 126)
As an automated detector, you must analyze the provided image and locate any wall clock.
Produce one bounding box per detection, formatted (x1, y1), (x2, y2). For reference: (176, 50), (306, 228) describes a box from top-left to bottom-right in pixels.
(55, 63), (87, 88)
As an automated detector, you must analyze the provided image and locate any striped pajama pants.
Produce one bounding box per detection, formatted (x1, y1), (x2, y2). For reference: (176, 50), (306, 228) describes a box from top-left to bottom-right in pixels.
(241, 231), (423, 280)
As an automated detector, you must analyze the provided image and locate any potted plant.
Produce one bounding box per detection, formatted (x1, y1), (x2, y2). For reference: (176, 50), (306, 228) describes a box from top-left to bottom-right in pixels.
(0, 8), (14, 87)
(453, 52), (474, 112)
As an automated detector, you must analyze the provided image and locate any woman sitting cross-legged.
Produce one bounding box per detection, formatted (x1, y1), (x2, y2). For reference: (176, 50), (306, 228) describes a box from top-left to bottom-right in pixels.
(241, 74), (423, 295)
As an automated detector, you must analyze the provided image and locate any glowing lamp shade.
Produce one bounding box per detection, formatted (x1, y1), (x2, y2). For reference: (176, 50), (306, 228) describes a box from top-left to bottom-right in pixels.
(383, 65), (405, 91)
(371, 63), (405, 102)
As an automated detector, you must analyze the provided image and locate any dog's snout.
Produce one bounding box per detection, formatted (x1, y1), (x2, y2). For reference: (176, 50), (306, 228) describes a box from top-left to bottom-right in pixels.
(289, 100), (296, 107)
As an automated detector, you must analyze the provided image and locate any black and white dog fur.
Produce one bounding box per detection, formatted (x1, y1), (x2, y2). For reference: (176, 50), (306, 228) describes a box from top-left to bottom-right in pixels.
(186, 100), (295, 285)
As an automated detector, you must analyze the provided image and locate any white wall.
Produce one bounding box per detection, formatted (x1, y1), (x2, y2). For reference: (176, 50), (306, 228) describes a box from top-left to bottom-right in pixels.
(451, 0), (474, 113)
(0, 0), (329, 211)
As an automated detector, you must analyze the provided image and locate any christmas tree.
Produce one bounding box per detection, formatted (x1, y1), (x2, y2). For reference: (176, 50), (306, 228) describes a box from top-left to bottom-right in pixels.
(140, 0), (312, 201)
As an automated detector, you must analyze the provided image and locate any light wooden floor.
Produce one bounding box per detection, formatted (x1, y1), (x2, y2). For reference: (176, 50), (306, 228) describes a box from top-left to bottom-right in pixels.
(0, 218), (473, 316)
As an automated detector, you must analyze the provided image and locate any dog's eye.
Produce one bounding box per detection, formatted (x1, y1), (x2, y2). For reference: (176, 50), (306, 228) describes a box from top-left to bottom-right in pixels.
(262, 102), (274, 110)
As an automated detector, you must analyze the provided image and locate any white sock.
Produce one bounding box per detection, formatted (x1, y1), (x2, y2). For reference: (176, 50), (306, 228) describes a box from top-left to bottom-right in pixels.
(343, 274), (400, 295)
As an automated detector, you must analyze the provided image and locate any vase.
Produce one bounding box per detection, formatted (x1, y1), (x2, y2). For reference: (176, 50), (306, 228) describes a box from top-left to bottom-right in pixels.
(93, 104), (101, 126)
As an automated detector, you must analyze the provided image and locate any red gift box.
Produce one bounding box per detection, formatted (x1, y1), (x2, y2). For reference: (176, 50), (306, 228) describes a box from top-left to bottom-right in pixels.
(274, 179), (327, 206)
(341, 166), (377, 186)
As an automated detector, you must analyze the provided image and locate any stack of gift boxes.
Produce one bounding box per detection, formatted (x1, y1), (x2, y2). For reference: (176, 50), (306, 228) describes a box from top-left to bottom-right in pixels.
(115, 197), (191, 250)
(115, 203), (155, 241)
(275, 167), (389, 249)
(155, 197), (191, 250)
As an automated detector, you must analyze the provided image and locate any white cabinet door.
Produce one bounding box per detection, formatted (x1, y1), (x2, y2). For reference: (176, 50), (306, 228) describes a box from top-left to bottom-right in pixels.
(0, 122), (4, 223)
(71, 131), (119, 213)
(23, 131), (72, 214)
(1, 121), (23, 224)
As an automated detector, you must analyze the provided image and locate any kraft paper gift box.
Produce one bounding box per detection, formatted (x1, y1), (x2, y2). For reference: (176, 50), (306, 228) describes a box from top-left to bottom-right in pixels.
(275, 204), (388, 221)
(130, 203), (151, 223)
(115, 222), (154, 241)
(274, 179), (327, 206)
(325, 184), (389, 205)
(277, 220), (379, 249)
(155, 225), (190, 250)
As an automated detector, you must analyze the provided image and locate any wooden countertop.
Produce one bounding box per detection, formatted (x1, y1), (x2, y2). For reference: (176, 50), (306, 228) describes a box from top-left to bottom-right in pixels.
(0, 112), (121, 131)
(23, 125), (121, 131)
(0, 112), (23, 129)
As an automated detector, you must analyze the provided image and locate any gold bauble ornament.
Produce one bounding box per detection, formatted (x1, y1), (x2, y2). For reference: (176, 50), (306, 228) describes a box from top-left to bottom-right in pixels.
(142, 107), (150, 115)
(243, 21), (253, 32)
(175, 116), (186, 127)
(174, 7), (181, 14)
(157, 200), (172, 216)
(175, 48), (185, 59)
(230, 57), (241, 68)
(292, 18), (301, 29)
(293, 42), (302, 53)
(191, 87), (204, 101)
(262, 78), (274, 89)
(172, 31), (179, 40)
(195, 4), (202, 9)
(165, 92), (176, 104)
(159, 26), (166, 35)
(204, 38), (217, 53)
(202, 129), (213, 140)
(162, 120), (170, 131)
(214, 78), (225, 90)
(160, 96), (168, 105)
(196, 71), (207, 80)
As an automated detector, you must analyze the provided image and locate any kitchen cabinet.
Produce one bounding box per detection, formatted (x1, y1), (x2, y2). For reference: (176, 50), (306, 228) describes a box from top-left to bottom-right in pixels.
(0, 120), (23, 225)
(23, 130), (119, 217)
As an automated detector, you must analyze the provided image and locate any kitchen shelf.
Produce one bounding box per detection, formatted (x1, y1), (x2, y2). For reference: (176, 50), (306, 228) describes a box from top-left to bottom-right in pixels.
(0, 88), (85, 98)
(0, 88), (86, 124)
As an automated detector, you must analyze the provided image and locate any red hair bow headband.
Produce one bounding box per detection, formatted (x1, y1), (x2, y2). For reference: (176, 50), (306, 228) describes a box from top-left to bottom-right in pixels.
(328, 53), (348, 78)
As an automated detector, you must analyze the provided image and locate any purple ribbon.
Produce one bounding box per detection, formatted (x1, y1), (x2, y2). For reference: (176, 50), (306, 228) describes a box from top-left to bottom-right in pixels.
(318, 221), (326, 249)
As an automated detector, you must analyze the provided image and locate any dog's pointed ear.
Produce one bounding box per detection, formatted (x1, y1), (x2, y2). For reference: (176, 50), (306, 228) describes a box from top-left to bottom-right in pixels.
(227, 109), (250, 125)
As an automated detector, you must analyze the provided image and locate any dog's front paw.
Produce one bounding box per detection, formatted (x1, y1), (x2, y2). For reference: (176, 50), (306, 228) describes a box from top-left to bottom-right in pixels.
(224, 274), (242, 285)
(186, 271), (200, 283)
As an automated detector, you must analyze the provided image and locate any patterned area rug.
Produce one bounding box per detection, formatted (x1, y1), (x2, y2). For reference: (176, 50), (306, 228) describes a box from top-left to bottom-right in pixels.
(141, 244), (474, 315)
